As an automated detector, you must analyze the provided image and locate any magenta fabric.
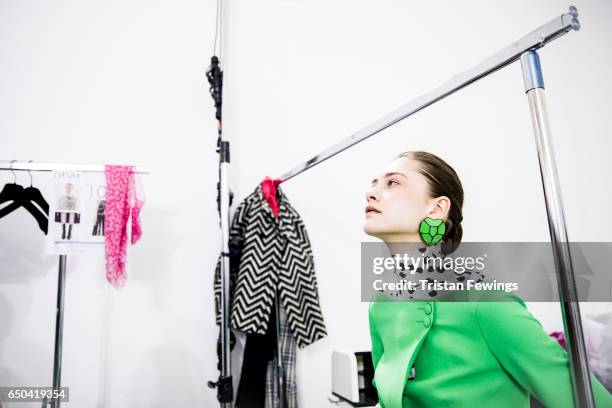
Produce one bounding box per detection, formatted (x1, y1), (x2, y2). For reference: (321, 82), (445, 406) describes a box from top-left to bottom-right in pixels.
(104, 165), (144, 288)
(261, 176), (282, 218)
(549, 331), (567, 350)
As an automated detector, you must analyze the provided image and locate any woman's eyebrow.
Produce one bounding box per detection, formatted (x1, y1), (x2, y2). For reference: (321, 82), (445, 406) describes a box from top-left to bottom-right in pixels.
(371, 172), (407, 184)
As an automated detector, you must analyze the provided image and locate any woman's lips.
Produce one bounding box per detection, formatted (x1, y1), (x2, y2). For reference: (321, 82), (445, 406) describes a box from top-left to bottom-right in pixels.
(365, 206), (381, 214)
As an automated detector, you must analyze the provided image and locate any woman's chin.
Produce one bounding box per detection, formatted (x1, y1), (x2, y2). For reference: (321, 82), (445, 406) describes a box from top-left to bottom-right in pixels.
(362, 223), (386, 239)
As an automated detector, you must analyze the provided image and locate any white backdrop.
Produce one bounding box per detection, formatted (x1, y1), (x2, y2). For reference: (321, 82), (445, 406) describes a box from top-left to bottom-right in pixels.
(1, 0), (611, 407)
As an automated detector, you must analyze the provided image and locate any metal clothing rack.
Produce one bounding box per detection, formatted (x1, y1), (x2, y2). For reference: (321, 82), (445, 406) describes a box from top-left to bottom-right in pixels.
(0, 161), (149, 408)
(214, 5), (596, 408)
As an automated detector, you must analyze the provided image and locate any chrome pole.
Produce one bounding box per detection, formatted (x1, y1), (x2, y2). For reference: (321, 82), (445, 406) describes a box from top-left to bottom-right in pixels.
(218, 153), (232, 408)
(276, 7), (580, 183)
(520, 48), (595, 408)
(218, 0), (232, 404)
(51, 255), (67, 408)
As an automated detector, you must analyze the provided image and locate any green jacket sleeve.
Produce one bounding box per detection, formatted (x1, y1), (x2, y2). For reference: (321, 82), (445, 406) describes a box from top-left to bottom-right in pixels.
(476, 297), (612, 407)
(369, 302), (384, 389)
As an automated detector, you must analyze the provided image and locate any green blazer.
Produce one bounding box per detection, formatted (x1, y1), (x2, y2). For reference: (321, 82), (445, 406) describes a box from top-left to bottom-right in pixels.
(368, 291), (612, 408)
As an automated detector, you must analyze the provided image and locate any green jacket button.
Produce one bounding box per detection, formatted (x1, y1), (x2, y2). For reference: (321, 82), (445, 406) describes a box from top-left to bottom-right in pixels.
(424, 303), (433, 315)
(423, 316), (432, 328)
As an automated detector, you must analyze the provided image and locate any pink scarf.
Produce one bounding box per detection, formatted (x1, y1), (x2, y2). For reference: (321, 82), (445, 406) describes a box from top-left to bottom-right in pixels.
(104, 165), (144, 288)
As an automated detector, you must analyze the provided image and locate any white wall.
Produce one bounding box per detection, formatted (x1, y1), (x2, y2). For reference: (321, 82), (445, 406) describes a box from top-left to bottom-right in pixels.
(1, 0), (611, 407)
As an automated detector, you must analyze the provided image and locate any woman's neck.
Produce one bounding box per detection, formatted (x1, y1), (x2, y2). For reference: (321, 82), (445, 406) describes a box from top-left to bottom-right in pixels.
(384, 237), (425, 257)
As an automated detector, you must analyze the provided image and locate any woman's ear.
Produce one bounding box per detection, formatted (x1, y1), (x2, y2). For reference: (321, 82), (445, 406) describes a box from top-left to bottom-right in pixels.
(428, 196), (451, 220)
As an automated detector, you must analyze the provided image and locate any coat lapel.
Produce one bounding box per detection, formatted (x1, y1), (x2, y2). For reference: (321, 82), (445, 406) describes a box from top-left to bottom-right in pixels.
(372, 299), (433, 408)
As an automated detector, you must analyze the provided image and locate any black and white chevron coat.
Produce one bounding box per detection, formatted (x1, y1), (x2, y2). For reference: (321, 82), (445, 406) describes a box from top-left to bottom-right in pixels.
(214, 184), (327, 348)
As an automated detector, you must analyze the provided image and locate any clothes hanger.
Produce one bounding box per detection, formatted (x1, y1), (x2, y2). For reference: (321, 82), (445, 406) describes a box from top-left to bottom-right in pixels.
(23, 160), (49, 214)
(0, 160), (23, 206)
(0, 160), (49, 233)
(19, 198), (49, 233)
(20, 162), (49, 233)
(0, 160), (24, 214)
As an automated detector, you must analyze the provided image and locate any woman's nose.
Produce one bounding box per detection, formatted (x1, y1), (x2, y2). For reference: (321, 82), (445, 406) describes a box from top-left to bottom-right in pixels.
(366, 186), (379, 202)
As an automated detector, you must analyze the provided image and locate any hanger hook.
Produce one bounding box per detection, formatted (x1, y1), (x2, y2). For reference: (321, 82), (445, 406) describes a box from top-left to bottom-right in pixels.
(9, 159), (17, 183)
(27, 160), (33, 186)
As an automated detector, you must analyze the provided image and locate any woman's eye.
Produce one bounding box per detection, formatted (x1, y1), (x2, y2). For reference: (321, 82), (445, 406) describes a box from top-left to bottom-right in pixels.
(387, 180), (398, 186)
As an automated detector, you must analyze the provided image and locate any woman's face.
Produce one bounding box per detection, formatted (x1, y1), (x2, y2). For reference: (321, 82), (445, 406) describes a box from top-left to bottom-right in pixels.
(363, 157), (448, 242)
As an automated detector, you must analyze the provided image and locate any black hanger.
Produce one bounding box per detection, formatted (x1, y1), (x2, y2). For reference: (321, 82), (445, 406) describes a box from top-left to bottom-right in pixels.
(21, 164), (49, 233)
(1, 197), (49, 233)
(0, 183), (23, 206)
(0, 160), (23, 213)
(20, 199), (49, 233)
(0, 161), (49, 233)
(23, 163), (49, 215)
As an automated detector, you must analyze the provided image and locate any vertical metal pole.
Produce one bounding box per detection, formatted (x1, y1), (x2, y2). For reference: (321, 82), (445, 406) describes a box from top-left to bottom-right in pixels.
(219, 153), (232, 408)
(51, 255), (67, 408)
(207, 0), (232, 404)
(275, 295), (285, 408)
(218, 0), (232, 404)
(520, 49), (595, 408)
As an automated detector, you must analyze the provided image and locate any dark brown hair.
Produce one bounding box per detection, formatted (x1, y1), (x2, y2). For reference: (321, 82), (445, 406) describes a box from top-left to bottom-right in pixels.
(395, 151), (464, 255)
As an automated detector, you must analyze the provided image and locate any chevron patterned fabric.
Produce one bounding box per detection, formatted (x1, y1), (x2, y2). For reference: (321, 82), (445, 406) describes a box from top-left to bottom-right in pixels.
(214, 183), (327, 348)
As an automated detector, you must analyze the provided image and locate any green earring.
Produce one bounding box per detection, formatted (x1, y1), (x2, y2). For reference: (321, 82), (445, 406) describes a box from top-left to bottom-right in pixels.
(419, 217), (446, 245)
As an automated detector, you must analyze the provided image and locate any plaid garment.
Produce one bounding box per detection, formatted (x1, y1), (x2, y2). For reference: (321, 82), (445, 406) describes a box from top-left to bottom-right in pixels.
(265, 304), (298, 408)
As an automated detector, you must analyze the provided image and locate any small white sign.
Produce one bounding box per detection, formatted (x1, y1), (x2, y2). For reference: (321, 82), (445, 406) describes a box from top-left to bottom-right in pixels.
(46, 170), (106, 255)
